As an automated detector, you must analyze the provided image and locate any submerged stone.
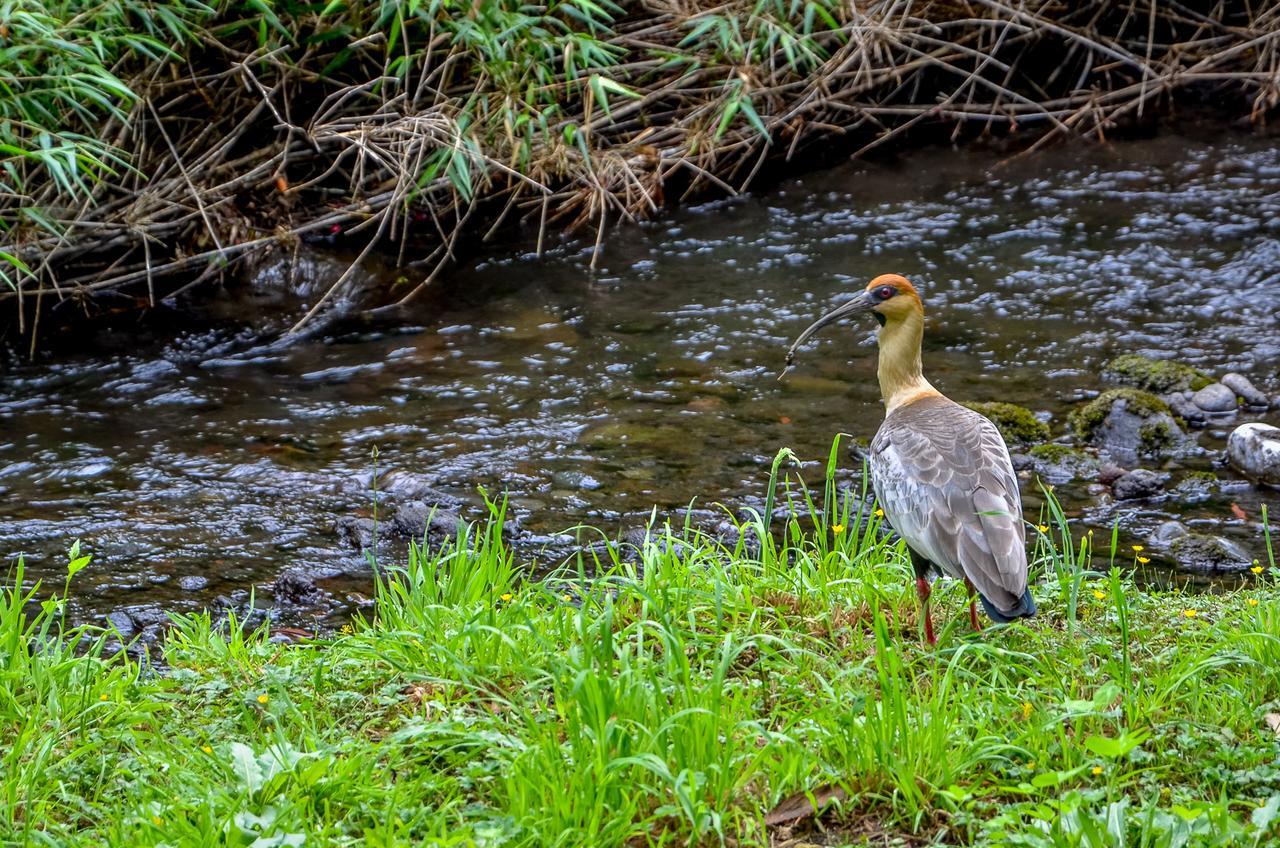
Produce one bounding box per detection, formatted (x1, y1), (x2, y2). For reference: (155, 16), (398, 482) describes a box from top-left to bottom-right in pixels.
(1102, 354), (1212, 394)
(962, 402), (1051, 447)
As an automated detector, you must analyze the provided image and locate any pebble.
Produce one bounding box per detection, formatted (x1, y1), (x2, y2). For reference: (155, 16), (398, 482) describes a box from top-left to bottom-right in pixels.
(1112, 468), (1167, 500)
(1150, 520), (1188, 546)
(1166, 392), (1207, 428)
(1220, 372), (1270, 408)
(177, 575), (209, 592)
(1191, 382), (1238, 413)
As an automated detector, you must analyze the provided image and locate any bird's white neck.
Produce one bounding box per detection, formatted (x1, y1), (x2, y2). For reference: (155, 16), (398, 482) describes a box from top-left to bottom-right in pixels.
(876, 308), (941, 414)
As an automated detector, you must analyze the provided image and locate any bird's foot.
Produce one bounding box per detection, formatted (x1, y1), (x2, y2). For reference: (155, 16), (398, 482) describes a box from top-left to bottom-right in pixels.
(916, 577), (937, 645)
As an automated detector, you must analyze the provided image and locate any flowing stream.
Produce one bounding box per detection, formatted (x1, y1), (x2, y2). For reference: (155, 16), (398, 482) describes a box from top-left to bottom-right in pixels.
(3, 129), (1279, 627)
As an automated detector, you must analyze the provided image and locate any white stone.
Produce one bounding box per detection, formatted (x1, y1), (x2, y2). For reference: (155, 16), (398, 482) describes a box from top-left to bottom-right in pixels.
(1226, 422), (1280, 486)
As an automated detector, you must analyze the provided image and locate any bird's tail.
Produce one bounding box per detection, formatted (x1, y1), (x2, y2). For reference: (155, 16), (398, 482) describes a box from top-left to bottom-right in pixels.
(979, 587), (1036, 623)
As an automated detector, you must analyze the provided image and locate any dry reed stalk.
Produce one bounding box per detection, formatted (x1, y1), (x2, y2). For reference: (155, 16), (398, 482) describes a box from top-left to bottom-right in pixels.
(2, 0), (1276, 342)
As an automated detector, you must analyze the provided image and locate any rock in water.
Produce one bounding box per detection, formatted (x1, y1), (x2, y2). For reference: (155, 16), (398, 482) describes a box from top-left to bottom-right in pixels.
(1150, 520), (1188, 547)
(1227, 422), (1280, 486)
(272, 571), (325, 607)
(1221, 373), (1270, 408)
(1169, 533), (1253, 574)
(1069, 389), (1189, 465)
(1190, 383), (1238, 413)
(1112, 468), (1167, 500)
(1165, 392), (1207, 428)
(1101, 354), (1211, 393)
(392, 502), (469, 543)
(1027, 444), (1100, 484)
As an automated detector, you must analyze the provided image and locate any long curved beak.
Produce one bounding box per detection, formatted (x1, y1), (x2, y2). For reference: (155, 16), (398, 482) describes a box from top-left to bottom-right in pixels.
(781, 290), (876, 377)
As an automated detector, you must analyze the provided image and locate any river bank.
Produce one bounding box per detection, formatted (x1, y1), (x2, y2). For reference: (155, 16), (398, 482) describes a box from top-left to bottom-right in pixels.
(3, 1), (1278, 347)
(5, 500), (1280, 846)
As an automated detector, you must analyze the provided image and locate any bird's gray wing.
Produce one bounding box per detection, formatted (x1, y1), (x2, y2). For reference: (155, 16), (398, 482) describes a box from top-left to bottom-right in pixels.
(870, 399), (1028, 612)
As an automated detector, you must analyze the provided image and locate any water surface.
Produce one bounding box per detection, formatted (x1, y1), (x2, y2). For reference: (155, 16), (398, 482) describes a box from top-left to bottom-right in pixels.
(3, 131), (1279, 621)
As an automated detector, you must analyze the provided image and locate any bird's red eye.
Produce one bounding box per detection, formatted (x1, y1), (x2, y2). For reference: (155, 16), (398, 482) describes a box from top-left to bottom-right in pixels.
(877, 286), (895, 300)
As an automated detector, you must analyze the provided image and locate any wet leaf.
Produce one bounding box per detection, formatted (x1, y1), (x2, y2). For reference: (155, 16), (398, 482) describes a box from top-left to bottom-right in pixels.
(1265, 713), (1280, 739)
(1253, 794), (1280, 832)
(764, 784), (846, 827)
(1232, 502), (1248, 520)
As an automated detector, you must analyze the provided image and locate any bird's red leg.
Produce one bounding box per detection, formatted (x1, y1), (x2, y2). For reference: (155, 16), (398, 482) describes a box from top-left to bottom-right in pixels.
(963, 577), (982, 631)
(916, 577), (937, 645)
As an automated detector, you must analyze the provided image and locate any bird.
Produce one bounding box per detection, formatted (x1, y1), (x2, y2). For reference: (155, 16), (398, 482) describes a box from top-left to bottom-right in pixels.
(785, 273), (1035, 643)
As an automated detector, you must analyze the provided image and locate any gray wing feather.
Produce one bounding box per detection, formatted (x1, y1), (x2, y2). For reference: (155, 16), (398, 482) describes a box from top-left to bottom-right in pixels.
(869, 398), (1028, 613)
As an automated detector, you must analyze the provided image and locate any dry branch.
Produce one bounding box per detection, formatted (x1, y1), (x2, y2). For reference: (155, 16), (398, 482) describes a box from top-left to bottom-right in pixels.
(2, 0), (1277, 342)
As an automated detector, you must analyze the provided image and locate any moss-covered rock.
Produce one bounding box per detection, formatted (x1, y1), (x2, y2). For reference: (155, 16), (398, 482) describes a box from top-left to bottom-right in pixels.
(1027, 443), (1100, 484)
(1069, 389), (1171, 440)
(963, 401), (1051, 447)
(1172, 470), (1218, 502)
(1069, 389), (1188, 462)
(1102, 354), (1212, 394)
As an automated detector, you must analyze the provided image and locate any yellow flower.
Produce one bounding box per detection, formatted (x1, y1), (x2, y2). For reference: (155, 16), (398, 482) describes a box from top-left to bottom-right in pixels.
(201, 745), (213, 754)
(340, 623), (353, 634)
(1021, 701), (1033, 720)
(1137, 556), (1150, 564)
(1252, 565), (1265, 575)
(1248, 598), (1259, 607)
(1087, 529), (1094, 536)
(99, 693), (109, 701)
(500, 593), (513, 602)
(1183, 609), (1198, 619)
(1091, 766), (1103, 776)
(874, 508), (884, 518)
(831, 524), (845, 535)
(1093, 590), (1106, 600)
(151, 816), (163, 827)
(257, 694), (269, 704)
(561, 593), (572, 602)
(1131, 545), (1144, 553)
(1037, 524), (1049, 533)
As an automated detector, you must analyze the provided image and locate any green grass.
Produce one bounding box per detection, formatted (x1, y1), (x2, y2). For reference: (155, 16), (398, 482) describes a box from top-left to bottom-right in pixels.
(4, 469), (1280, 846)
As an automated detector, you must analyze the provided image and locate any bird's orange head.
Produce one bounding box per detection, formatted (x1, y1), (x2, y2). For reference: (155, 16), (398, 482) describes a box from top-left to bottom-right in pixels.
(863, 274), (923, 325)
(785, 273), (924, 364)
